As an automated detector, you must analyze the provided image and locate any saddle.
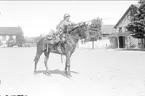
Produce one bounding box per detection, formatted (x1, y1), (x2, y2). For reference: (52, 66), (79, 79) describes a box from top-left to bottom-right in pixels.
(44, 32), (67, 53)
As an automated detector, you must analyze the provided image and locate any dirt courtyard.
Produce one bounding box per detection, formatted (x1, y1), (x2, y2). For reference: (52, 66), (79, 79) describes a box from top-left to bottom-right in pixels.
(0, 47), (145, 96)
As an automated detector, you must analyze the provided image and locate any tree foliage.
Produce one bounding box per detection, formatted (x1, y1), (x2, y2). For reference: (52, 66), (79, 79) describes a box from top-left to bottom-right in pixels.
(126, 3), (145, 39)
(16, 33), (25, 47)
(88, 17), (102, 41)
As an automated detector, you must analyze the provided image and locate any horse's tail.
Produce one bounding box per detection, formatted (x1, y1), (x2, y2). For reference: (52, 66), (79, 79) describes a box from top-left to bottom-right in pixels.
(34, 37), (45, 62)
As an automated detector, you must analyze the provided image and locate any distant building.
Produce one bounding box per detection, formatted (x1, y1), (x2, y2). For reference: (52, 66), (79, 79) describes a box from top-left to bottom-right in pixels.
(100, 25), (115, 48)
(101, 25), (115, 38)
(0, 27), (24, 47)
(78, 25), (115, 49)
(111, 3), (142, 49)
(24, 37), (36, 47)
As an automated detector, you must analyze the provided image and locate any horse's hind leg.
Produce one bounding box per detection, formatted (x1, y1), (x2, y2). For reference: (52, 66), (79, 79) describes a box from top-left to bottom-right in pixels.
(44, 48), (51, 75)
(34, 51), (43, 74)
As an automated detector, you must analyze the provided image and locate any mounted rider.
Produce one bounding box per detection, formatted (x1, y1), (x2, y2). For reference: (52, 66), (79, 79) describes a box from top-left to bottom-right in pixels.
(44, 13), (72, 52)
(55, 13), (72, 43)
(56, 14), (71, 34)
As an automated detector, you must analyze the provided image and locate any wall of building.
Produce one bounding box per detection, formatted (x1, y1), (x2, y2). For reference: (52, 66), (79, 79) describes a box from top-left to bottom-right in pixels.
(116, 11), (131, 33)
(126, 36), (139, 48)
(109, 36), (118, 48)
(115, 9), (140, 49)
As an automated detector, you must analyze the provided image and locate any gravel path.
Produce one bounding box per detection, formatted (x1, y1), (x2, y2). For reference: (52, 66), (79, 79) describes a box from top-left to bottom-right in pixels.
(0, 47), (145, 96)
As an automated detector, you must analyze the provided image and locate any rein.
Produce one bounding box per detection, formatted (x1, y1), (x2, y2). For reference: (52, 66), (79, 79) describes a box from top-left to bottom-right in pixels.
(68, 24), (85, 34)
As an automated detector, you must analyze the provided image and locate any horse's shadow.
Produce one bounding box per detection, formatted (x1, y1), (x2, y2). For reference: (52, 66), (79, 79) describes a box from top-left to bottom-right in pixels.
(34, 69), (79, 77)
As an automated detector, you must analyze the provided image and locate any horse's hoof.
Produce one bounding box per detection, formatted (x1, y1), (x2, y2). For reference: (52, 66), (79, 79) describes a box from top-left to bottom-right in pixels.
(67, 73), (72, 77)
(65, 72), (72, 78)
(66, 75), (71, 79)
(68, 74), (72, 77)
(65, 72), (67, 76)
(34, 71), (37, 74)
(44, 71), (51, 76)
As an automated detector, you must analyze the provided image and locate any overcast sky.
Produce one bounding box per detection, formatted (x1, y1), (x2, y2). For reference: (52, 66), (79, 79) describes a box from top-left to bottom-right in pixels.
(0, 1), (138, 37)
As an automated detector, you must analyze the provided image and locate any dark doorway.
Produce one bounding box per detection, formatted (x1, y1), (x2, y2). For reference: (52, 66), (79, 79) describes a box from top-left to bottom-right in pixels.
(119, 36), (125, 48)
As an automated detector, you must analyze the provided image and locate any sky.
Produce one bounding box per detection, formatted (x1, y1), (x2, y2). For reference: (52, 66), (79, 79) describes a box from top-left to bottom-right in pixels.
(0, 1), (138, 37)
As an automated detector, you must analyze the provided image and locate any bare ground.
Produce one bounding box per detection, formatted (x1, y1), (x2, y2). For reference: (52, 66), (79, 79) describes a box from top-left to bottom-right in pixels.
(0, 47), (145, 96)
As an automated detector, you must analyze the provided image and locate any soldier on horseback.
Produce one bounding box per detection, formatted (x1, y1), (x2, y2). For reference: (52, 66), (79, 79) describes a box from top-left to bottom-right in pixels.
(44, 13), (86, 53)
(44, 13), (72, 53)
(34, 14), (89, 77)
(55, 13), (72, 43)
(56, 14), (71, 34)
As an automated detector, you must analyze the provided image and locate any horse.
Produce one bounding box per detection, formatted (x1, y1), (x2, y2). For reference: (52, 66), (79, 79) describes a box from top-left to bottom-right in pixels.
(34, 23), (89, 77)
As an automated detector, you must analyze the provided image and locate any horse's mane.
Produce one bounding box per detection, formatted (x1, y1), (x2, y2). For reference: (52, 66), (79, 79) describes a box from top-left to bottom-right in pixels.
(68, 24), (85, 34)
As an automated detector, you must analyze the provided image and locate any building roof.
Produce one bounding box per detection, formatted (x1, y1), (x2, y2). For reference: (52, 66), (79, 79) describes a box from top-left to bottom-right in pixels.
(0, 27), (23, 35)
(114, 4), (140, 28)
(109, 32), (130, 37)
(101, 25), (115, 34)
(25, 37), (36, 43)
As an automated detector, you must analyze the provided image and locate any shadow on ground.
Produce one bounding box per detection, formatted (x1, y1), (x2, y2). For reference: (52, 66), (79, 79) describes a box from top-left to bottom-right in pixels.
(34, 69), (79, 77)
(115, 48), (145, 52)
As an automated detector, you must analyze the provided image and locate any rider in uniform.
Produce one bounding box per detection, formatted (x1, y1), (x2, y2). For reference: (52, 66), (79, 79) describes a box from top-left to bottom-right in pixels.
(55, 13), (72, 42)
(55, 13), (72, 53)
(45, 13), (72, 53)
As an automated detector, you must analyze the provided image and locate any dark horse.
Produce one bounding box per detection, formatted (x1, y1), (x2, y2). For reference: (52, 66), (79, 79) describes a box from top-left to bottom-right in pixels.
(34, 23), (88, 77)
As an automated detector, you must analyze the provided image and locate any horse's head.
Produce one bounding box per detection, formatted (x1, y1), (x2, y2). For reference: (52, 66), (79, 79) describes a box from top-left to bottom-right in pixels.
(68, 22), (89, 41)
(77, 22), (89, 40)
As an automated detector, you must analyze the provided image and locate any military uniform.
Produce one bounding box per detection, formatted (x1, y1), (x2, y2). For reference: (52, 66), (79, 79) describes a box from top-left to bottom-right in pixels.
(56, 15), (71, 34)
(55, 14), (72, 53)
(45, 14), (72, 53)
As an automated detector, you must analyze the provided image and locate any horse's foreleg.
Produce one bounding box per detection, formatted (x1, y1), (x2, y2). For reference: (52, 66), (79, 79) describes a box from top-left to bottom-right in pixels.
(65, 54), (71, 77)
(44, 49), (50, 75)
(65, 59), (67, 73)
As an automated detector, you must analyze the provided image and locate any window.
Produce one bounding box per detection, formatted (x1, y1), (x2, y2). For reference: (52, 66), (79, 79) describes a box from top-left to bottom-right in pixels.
(119, 27), (122, 33)
(2, 36), (6, 40)
(124, 26), (128, 32)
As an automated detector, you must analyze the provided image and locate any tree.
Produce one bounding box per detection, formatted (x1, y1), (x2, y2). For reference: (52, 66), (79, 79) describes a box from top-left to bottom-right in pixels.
(126, 3), (145, 48)
(88, 17), (102, 49)
(16, 33), (25, 47)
